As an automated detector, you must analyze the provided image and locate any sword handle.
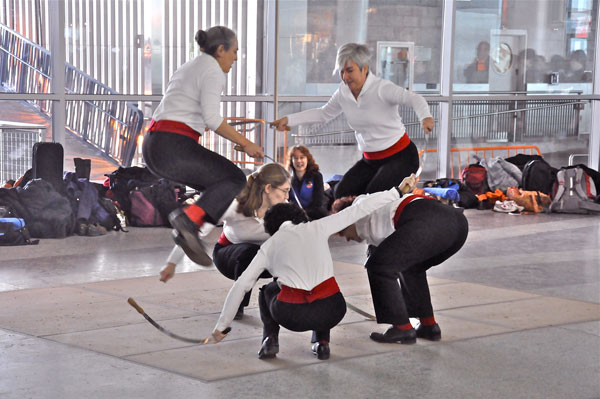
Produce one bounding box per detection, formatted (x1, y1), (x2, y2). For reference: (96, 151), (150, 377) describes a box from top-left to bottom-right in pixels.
(127, 297), (145, 314)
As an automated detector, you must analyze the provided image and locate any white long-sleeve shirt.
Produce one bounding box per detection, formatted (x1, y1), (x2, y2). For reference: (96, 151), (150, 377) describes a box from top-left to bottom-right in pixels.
(166, 199), (269, 265)
(353, 194), (426, 246)
(286, 73), (432, 153)
(220, 200), (270, 245)
(214, 187), (401, 332)
(152, 52), (225, 133)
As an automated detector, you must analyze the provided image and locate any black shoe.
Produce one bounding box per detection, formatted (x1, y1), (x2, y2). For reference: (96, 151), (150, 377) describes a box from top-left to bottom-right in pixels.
(258, 336), (279, 359)
(234, 305), (244, 320)
(311, 342), (330, 360)
(416, 323), (442, 341)
(169, 208), (212, 266)
(369, 327), (417, 344)
(172, 230), (212, 266)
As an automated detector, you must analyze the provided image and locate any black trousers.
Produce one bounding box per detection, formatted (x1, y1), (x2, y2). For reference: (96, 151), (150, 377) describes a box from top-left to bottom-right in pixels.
(334, 140), (419, 199)
(365, 199), (469, 325)
(258, 281), (347, 343)
(142, 130), (246, 224)
(213, 242), (272, 307)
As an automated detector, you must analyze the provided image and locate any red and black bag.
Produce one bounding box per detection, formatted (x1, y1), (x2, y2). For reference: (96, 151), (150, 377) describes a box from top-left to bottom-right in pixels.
(461, 163), (490, 196)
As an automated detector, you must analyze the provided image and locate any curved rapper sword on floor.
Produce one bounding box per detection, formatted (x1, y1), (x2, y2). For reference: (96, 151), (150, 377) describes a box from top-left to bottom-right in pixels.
(128, 297), (230, 344)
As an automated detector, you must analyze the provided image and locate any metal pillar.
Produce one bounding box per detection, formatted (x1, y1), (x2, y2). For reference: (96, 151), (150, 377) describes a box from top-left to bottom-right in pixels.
(438, 0), (456, 178)
(589, 2), (600, 170)
(49, 0), (66, 145)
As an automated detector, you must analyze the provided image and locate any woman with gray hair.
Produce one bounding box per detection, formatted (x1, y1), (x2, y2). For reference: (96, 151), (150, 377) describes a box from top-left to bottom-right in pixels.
(271, 43), (434, 199)
(144, 26), (264, 266)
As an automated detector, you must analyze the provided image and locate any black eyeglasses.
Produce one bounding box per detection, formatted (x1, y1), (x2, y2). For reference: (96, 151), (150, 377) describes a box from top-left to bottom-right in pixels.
(273, 186), (290, 194)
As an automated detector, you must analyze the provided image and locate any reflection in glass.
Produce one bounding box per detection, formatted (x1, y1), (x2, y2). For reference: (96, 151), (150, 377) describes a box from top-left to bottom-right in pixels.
(491, 43), (513, 75)
(377, 42), (413, 90)
(278, 1), (443, 96)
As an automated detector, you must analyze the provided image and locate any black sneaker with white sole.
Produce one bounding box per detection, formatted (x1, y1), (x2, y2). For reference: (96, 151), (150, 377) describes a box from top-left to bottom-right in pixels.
(171, 230), (212, 266)
(169, 208), (212, 266)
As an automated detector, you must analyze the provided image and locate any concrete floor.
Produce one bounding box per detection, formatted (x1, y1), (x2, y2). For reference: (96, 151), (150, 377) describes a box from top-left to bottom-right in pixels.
(2, 98), (599, 398)
(0, 208), (599, 398)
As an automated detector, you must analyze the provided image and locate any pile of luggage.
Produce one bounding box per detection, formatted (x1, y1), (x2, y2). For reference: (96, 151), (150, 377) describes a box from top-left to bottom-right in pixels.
(1, 142), (187, 246)
(419, 154), (600, 214)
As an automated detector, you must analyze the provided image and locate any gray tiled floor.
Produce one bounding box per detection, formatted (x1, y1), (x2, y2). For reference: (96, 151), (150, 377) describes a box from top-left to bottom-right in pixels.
(1, 210), (599, 398)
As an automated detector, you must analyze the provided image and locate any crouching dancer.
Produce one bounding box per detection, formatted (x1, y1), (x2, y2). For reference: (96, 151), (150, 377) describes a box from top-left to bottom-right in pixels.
(208, 176), (418, 360)
(332, 187), (469, 344)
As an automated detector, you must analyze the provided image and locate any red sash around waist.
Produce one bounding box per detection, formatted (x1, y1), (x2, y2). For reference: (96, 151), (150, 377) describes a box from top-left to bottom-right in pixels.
(148, 119), (201, 141)
(217, 231), (232, 246)
(363, 133), (410, 160)
(393, 194), (433, 225)
(277, 277), (340, 304)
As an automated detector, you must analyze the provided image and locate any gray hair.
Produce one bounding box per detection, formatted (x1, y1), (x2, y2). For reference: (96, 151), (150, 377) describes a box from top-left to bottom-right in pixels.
(334, 43), (371, 75)
(195, 26), (236, 57)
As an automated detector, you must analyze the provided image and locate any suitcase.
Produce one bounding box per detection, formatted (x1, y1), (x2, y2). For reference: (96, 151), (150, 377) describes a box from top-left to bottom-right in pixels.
(32, 142), (64, 193)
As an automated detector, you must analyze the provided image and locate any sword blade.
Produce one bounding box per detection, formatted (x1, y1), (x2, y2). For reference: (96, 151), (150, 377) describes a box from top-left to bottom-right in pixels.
(346, 302), (376, 321)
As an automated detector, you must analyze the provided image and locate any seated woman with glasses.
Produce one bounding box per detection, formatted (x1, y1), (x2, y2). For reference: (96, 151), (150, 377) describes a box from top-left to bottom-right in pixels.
(160, 163), (291, 320)
(286, 145), (328, 220)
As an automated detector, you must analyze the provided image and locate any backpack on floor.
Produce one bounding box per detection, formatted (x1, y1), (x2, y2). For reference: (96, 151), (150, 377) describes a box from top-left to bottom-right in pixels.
(521, 159), (557, 195)
(505, 154), (547, 171)
(480, 157), (522, 192)
(0, 218), (39, 246)
(129, 180), (179, 227)
(461, 163), (490, 196)
(129, 187), (167, 226)
(104, 166), (159, 217)
(550, 167), (600, 214)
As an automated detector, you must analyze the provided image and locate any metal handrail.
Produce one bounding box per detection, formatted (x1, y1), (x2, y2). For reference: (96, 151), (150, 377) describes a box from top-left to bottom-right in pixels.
(453, 90), (584, 95)
(0, 23), (144, 167)
(0, 47), (52, 80)
(418, 145), (542, 179)
(292, 100), (586, 139)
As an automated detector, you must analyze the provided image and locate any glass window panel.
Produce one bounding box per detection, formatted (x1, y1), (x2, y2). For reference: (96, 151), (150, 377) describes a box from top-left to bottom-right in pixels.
(447, 97), (591, 179)
(0, 99), (49, 183)
(451, 0), (594, 179)
(281, 100), (439, 182)
(454, 0), (597, 93)
(277, 1), (442, 182)
(278, 0), (444, 96)
(0, 1), (265, 96)
(0, 22), (51, 94)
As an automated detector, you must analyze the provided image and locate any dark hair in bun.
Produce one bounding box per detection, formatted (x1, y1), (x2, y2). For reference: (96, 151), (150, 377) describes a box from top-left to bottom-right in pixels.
(195, 26), (236, 57)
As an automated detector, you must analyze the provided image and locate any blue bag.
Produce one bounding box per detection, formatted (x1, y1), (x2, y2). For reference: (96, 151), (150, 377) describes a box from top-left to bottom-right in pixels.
(0, 217), (39, 246)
